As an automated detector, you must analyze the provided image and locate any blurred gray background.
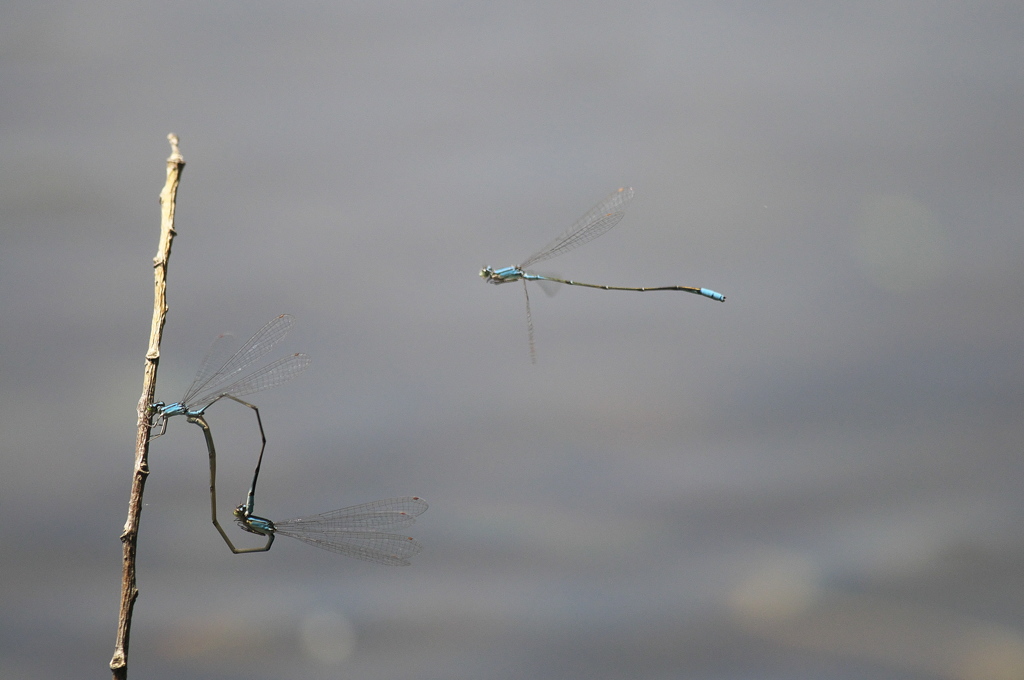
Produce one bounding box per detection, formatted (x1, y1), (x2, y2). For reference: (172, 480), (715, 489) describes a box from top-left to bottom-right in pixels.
(3, 3), (1024, 679)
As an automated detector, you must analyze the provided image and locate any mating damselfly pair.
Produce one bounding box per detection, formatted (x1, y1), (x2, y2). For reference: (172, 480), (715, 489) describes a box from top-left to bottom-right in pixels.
(150, 314), (427, 565)
(481, 187), (725, 362)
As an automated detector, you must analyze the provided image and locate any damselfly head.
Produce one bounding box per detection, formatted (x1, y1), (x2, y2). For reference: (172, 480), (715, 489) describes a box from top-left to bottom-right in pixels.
(480, 266), (521, 284)
(237, 511), (275, 536)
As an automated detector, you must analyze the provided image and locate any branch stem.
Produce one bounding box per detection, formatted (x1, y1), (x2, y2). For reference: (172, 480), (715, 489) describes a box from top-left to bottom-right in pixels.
(110, 134), (185, 679)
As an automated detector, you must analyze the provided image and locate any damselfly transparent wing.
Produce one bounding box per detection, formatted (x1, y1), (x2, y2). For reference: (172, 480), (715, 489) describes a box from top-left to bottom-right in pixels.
(188, 353), (311, 411)
(275, 497), (428, 531)
(274, 531), (423, 565)
(519, 186), (634, 269)
(185, 331), (239, 400)
(271, 497), (428, 565)
(181, 314), (301, 408)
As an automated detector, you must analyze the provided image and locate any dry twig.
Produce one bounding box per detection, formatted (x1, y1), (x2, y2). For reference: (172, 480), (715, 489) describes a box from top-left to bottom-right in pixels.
(110, 134), (185, 679)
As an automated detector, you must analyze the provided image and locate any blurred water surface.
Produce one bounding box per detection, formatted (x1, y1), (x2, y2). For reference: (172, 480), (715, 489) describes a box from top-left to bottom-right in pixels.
(2, 3), (1024, 679)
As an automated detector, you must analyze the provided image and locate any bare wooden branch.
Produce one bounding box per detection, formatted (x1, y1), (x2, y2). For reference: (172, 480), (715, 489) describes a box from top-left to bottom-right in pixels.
(110, 134), (185, 679)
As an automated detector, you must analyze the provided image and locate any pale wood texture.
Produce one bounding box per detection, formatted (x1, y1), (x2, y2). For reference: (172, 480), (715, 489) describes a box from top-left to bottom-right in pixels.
(110, 134), (184, 679)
